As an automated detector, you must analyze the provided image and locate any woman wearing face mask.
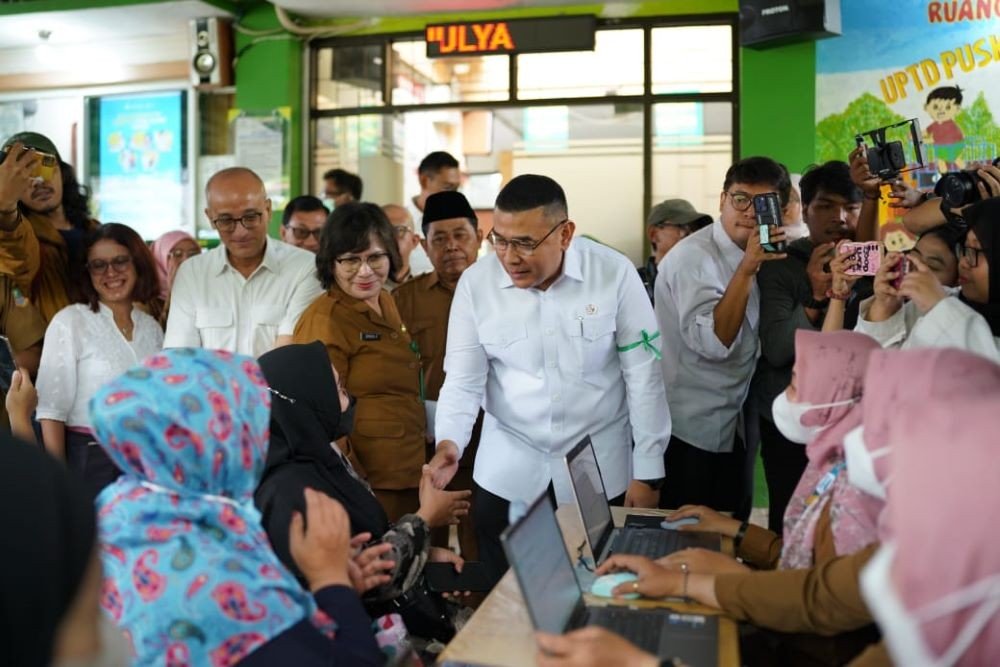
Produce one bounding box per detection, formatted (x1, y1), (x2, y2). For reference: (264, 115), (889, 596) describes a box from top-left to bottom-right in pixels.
(0, 438), (129, 667)
(255, 342), (472, 644)
(666, 331), (882, 574)
(36, 223), (163, 498)
(90, 348), (383, 666)
(294, 202), (432, 523)
(853, 198), (999, 360)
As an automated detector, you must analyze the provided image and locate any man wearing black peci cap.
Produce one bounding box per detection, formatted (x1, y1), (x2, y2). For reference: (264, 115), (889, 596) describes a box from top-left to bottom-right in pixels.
(394, 191), (484, 559)
(638, 199), (713, 304)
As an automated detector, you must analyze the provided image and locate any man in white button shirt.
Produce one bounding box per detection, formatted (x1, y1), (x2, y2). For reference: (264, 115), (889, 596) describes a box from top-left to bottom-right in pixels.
(164, 167), (324, 357)
(655, 157), (790, 520)
(427, 174), (670, 583)
(404, 151), (462, 279)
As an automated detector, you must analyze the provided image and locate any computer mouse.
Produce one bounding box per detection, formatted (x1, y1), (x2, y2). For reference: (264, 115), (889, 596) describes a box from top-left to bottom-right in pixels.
(661, 516), (699, 530)
(590, 572), (640, 599)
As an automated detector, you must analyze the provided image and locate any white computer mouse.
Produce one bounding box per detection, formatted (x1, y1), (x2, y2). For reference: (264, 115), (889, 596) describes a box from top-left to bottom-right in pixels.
(590, 572), (640, 599)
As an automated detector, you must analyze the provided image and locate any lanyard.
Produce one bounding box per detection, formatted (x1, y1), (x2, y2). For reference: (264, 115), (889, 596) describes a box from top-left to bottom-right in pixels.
(806, 461), (844, 507)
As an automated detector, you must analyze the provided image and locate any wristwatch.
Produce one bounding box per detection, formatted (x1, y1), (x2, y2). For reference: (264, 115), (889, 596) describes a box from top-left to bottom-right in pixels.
(638, 477), (665, 491)
(801, 294), (829, 310)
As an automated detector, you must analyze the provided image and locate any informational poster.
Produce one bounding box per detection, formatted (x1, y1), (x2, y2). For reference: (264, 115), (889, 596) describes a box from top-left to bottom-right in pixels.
(229, 107), (291, 210)
(88, 91), (188, 239)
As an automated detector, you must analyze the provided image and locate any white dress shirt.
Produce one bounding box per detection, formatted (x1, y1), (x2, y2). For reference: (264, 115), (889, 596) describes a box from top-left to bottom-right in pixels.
(36, 304), (163, 429)
(164, 239), (323, 357)
(403, 198), (434, 277)
(655, 220), (760, 453)
(436, 236), (670, 504)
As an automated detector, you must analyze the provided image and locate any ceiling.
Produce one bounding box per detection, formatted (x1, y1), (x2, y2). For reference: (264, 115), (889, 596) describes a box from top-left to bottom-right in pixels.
(0, 1), (231, 50)
(271, 0), (599, 18)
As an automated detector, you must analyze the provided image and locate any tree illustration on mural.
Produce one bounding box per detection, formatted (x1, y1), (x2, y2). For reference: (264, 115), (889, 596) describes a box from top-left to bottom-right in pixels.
(954, 92), (1000, 164)
(816, 93), (906, 163)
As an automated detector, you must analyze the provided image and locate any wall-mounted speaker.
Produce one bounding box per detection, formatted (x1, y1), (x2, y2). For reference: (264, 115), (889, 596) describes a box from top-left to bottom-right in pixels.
(739, 0), (842, 49)
(190, 18), (233, 87)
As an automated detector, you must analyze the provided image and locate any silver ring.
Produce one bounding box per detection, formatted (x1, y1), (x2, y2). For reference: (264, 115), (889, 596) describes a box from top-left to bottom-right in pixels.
(680, 562), (689, 573)
(632, 580), (639, 592)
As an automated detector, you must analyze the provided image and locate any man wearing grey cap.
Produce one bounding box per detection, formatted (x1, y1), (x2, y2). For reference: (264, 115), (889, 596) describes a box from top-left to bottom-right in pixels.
(638, 199), (712, 304)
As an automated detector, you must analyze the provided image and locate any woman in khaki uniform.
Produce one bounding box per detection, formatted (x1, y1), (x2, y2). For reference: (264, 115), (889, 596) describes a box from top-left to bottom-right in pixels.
(294, 202), (427, 522)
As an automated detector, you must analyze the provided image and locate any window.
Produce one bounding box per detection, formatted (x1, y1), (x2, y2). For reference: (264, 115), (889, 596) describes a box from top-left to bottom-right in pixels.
(314, 45), (385, 110)
(391, 40), (509, 104)
(651, 26), (733, 94)
(516, 29), (644, 100)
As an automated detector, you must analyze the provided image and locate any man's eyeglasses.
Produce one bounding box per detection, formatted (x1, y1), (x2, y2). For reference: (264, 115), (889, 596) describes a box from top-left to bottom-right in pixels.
(87, 255), (132, 275)
(287, 226), (322, 241)
(213, 211), (264, 233)
(956, 243), (984, 268)
(487, 219), (568, 257)
(724, 191), (755, 212)
(393, 225), (413, 239)
(335, 252), (391, 274)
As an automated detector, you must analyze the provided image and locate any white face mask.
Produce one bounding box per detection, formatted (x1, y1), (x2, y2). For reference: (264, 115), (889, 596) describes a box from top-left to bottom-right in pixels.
(55, 614), (132, 667)
(771, 392), (856, 444)
(843, 425), (890, 500)
(861, 543), (1000, 667)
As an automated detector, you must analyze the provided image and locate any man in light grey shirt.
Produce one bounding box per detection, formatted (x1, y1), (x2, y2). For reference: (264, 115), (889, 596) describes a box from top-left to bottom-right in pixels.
(654, 156), (790, 518)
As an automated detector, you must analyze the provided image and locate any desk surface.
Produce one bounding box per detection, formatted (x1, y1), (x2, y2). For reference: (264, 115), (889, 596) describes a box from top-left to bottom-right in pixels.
(437, 506), (740, 667)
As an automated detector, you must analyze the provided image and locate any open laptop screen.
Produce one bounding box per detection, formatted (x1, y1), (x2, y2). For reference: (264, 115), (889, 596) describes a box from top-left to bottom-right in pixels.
(501, 493), (583, 634)
(566, 436), (614, 557)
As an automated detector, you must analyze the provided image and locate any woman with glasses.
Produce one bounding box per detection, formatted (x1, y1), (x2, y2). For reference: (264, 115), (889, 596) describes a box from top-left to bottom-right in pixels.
(851, 197), (999, 359)
(294, 202), (431, 522)
(148, 230), (200, 324)
(36, 223), (163, 497)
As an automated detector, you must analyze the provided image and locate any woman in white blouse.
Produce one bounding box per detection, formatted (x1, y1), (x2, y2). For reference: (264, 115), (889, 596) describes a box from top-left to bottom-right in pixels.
(36, 223), (163, 497)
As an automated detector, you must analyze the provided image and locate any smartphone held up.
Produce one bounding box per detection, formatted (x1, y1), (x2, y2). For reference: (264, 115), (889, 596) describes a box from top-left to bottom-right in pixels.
(753, 192), (785, 254)
(838, 241), (882, 276)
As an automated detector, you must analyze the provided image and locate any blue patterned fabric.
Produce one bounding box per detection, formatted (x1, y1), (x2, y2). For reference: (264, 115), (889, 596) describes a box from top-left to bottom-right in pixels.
(90, 348), (334, 667)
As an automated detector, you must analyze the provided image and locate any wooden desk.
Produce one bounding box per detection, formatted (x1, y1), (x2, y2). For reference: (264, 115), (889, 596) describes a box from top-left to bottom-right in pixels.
(438, 506), (740, 667)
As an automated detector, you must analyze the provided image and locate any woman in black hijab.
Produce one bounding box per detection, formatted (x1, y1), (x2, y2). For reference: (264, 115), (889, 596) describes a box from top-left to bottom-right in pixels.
(0, 437), (129, 666)
(960, 197), (1000, 338)
(256, 342), (471, 641)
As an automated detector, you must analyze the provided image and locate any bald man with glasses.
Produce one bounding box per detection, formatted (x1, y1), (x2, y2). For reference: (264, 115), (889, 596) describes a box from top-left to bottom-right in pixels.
(164, 167), (323, 356)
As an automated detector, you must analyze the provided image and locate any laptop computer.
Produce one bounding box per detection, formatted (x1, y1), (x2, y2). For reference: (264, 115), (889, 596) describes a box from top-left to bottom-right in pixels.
(565, 435), (720, 564)
(501, 492), (718, 666)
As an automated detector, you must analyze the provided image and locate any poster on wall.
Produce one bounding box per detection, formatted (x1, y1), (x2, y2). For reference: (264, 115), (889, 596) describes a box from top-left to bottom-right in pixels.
(816, 1), (999, 243)
(229, 107), (291, 212)
(87, 91), (188, 240)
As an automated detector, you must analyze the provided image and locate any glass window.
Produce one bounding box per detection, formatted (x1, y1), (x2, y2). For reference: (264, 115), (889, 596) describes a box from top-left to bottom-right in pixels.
(516, 29), (644, 100)
(391, 40), (509, 105)
(314, 45), (385, 110)
(651, 26), (732, 94)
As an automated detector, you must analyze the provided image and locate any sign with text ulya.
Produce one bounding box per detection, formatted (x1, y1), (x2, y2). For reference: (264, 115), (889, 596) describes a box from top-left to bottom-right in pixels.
(425, 16), (596, 58)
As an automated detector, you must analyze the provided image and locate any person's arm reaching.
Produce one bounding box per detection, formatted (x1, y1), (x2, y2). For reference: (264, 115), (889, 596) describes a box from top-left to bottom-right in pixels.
(5, 369), (37, 443)
(848, 145), (882, 243)
(713, 227), (786, 348)
(35, 314), (77, 460)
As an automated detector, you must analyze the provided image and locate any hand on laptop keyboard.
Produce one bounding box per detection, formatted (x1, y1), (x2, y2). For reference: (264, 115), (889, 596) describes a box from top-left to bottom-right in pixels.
(656, 548), (750, 576)
(535, 626), (661, 667)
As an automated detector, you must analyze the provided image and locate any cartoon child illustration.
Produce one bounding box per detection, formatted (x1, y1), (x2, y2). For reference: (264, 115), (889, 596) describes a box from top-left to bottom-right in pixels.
(923, 86), (965, 173)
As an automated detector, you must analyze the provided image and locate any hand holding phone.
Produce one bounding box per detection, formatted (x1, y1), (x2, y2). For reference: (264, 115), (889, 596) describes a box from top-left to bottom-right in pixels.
(838, 241), (883, 276)
(0, 335), (17, 394)
(753, 193), (786, 253)
(891, 255), (912, 291)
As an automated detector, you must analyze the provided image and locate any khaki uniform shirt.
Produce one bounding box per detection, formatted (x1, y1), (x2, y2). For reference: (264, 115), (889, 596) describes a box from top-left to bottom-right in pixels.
(0, 275), (46, 428)
(293, 286), (426, 491)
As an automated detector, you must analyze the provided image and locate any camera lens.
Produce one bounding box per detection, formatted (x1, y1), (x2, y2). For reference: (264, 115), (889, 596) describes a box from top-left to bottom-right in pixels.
(935, 172), (978, 209)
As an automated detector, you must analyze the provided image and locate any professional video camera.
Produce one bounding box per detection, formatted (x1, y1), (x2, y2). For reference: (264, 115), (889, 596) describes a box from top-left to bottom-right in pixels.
(855, 119), (924, 181)
(934, 157), (1000, 209)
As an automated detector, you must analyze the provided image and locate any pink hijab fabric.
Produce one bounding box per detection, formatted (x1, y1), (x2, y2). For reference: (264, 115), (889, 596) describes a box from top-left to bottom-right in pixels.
(151, 230), (197, 300)
(886, 394), (1000, 665)
(779, 330), (883, 570)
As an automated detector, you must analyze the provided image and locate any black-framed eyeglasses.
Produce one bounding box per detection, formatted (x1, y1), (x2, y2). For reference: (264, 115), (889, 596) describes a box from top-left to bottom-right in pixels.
(213, 211), (264, 232)
(487, 218), (568, 257)
(724, 191), (754, 212)
(86, 254), (132, 275)
(956, 243), (984, 268)
(392, 225), (413, 239)
(335, 251), (391, 274)
(287, 225), (322, 241)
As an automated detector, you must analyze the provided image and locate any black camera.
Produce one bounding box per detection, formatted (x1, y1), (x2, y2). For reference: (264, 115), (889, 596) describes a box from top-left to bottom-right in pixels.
(856, 118), (924, 181)
(934, 157), (1000, 209)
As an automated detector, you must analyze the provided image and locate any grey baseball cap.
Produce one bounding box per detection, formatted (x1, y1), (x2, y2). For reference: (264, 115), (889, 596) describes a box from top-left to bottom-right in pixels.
(647, 198), (712, 229)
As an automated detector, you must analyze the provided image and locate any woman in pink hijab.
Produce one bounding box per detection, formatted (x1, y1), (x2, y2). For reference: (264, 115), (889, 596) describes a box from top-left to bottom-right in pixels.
(861, 392), (1000, 666)
(149, 230), (200, 323)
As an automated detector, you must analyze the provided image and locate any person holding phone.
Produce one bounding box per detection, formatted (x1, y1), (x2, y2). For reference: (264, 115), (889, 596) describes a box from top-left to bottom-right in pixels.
(35, 223), (162, 498)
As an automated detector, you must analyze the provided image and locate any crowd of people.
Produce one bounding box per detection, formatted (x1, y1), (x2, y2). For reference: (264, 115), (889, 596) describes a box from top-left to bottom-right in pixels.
(0, 126), (997, 667)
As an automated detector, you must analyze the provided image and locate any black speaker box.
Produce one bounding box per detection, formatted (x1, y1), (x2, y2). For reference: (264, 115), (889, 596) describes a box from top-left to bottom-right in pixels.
(739, 0), (842, 48)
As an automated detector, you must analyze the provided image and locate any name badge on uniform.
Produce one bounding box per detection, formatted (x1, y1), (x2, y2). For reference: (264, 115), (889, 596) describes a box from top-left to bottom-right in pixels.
(360, 332), (381, 341)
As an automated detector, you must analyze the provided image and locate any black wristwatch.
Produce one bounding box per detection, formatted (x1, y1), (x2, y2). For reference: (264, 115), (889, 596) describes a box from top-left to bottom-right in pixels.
(801, 294), (829, 310)
(638, 477), (665, 491)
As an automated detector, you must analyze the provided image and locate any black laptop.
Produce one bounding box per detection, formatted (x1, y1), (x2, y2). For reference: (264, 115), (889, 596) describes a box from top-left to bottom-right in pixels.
(565, 435), (720, 564)
(501, 492), (718, 666)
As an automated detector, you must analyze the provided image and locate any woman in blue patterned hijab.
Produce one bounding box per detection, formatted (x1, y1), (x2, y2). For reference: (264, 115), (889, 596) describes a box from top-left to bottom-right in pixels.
(89, 348), (382, 666)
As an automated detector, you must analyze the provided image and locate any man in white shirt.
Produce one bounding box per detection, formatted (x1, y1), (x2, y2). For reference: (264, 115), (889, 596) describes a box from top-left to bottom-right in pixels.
(165, 167), (324, 357)
(404, 151), (462, 278)
(427, 174), (670, 583)
(382, 204), (429, 289)
(655, 157), (790, 520)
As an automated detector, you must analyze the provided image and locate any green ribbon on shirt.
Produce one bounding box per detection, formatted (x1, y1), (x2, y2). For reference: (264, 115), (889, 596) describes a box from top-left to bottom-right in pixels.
(616, 329), (662, 360)
(409, 339), (426, 403)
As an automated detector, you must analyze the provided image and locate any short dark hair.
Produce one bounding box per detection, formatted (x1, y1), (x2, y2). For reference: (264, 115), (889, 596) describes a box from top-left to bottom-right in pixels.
(315, 202), (401, 291)
(282, 195), (329, 226)
(417, 151), (459, 176)
(495, 174), (568, 221)
(926, 85), (963, 106)
(58, 161), (94, 230)
(918, 223), (963, 253)
(798, 160), (862, 206)
(322, 168), (363, 199)
(723, 157), (792, 207)
(79, 223), (160, 313)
